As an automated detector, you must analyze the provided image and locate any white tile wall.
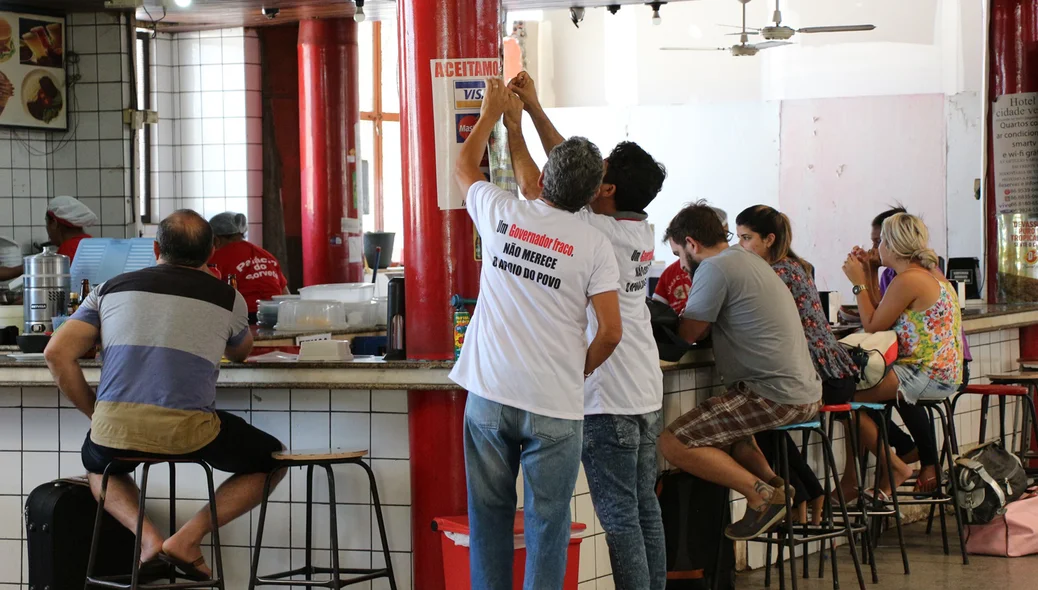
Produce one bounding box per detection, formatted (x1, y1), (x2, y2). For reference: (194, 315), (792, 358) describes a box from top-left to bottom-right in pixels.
(0, 329), (1029, 589)
(147, 28), (263, 242)
(0, 13), (136, 257)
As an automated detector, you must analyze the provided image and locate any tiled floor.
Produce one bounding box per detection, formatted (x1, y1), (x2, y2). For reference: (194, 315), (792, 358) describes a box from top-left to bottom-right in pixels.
(739, 522), (1038, 590)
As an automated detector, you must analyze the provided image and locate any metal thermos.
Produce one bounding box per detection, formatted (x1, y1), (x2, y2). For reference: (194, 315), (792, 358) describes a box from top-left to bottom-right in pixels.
(23, 246), (70, 334)
(384, 277), (405, 361)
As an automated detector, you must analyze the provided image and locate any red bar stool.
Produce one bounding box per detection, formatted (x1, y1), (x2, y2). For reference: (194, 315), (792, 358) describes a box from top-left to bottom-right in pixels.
(952, 379), (1038, 471)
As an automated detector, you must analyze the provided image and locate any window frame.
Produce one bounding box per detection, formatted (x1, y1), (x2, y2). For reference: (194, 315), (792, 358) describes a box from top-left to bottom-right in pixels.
(359, 20), (400, 232)
(135, 31), (152, 225)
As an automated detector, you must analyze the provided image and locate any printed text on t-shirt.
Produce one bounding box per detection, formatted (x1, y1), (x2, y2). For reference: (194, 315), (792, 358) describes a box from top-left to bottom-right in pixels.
(496, 220), (574, 257)
(233, 256), (282, 281)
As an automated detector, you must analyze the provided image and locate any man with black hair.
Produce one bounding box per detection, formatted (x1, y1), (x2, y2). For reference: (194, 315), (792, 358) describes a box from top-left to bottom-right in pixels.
(659, 202), (821, 541)
(451, 79), (624, 589)
(508, 71), (669, 589)
(43, 210), (285, 579)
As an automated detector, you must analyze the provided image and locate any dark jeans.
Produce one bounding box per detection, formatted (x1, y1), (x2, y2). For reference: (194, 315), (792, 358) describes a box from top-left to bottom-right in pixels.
(757, 430), (825, 503)
(583, 410), (667, 590)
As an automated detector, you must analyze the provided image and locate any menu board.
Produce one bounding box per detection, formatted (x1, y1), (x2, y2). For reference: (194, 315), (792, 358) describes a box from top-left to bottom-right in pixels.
(0, 10), (66, 131)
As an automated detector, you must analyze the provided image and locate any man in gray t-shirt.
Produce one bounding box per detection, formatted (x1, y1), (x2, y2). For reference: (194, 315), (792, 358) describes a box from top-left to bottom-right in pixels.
(657, 202), (821, 542)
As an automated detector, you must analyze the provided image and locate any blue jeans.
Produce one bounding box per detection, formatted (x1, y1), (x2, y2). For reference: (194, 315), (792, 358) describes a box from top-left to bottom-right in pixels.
(583, 410), (667, 590)
(464, 393), (583, 590)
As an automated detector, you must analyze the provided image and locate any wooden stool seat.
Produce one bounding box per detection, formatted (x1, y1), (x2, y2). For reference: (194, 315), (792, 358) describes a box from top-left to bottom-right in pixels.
(964, 382), (1029, 396)
(273, 448), (368, 461)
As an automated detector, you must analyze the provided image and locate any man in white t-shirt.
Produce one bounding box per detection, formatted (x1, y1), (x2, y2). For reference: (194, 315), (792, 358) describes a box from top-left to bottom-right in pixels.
(507, 71), (668, 590)
(450, 78), (624, 590)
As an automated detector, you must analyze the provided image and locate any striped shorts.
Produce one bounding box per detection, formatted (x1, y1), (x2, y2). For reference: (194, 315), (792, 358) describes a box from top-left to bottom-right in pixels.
(667, 382), (820, 449)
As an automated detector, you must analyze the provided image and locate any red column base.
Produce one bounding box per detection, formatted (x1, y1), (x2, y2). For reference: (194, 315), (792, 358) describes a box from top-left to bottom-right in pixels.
(409, 389), (468, 590)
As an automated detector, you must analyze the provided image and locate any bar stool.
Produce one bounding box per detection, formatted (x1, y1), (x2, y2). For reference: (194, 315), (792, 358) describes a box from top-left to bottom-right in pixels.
(85, 458), (225, 590)
(249, 448), (398, 589)
(884, 399), (969, 565)
(951, 380), (1038, 473)
(754, 418), (867, 590)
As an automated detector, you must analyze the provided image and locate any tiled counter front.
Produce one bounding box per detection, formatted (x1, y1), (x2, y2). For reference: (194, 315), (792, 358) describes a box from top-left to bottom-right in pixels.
(0, 329), (1029, 589)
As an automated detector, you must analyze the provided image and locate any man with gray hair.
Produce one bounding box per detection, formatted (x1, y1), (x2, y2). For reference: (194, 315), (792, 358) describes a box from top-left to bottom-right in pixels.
(450, 78), (623, 589)
(44, 210), (286, 580)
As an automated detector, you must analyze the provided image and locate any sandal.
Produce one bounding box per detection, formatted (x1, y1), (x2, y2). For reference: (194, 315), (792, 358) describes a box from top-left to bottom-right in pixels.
(136, 559), (169, 583)
(157, 552), (211, 581)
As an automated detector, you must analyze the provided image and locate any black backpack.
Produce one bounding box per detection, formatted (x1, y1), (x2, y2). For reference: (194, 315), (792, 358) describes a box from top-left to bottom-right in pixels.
(954, 441), (1030, 524)
(657, 470), (735, 590)
(646, 298), (692, 362)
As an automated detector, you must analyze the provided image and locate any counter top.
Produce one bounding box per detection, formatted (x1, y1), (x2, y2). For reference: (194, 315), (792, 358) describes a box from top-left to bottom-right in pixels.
(961, 303), (1038, 334)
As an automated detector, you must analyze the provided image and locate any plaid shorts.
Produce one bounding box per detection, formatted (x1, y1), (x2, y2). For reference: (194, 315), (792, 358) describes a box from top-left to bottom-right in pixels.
(666, 382), (820, 448)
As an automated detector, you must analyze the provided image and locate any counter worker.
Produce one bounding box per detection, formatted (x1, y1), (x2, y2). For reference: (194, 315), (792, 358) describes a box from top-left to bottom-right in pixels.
(206, 212), (289, 323)
(652, 207), (728, 315)
(0, 196), (98, 280)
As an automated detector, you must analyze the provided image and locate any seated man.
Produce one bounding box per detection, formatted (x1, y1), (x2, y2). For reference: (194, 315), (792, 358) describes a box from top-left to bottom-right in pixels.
(658, 202), (821, 540)
(44, 210), (285, 579)
(653, 206), (728, 314)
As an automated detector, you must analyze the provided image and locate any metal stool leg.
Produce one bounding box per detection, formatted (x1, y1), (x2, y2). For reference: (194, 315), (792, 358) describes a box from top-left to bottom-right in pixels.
(817, 429), (866, 590)
(168, 463), (177, 585)
(202, 462), (226, 590)
(877, 412), (909, 575)
(248, 471), (276, 590)
(979, 395), (990, 442)
(934, 405), (969, 565)
(305, 464), (314, 582)
(358, 460), (398, 589)
(848, 413), (878, 584)
(128, 464), (151, 590)
(926, 406), (951, 555)
(779, 439), (799, 590)
(85, 466), (115, 588)
(325, 465), (342, 590)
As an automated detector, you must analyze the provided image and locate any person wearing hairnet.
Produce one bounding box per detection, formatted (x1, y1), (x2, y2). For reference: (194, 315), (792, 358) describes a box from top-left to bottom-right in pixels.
(207, 212), (289, 323)
(0, 196), (98, 280)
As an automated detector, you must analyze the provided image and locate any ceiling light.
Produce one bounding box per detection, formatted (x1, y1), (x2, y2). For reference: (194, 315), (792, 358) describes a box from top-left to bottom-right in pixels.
(354, 0), (366, 22)
(174, 0), (191, 6)
(650, 2), (665, 26)
(570, 7), (585, 28)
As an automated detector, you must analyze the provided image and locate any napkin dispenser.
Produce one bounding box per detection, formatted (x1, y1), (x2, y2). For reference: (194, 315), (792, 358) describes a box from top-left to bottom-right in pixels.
(946, 257), (981, 300)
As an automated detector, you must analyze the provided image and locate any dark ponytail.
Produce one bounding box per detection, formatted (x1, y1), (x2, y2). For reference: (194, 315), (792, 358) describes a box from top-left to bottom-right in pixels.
(735, 205), (813, 275)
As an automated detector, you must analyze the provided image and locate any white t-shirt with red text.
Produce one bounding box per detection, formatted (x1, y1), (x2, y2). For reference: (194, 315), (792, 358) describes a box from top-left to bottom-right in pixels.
(449, 182), (621, 420)
(577, 211), (663, 415)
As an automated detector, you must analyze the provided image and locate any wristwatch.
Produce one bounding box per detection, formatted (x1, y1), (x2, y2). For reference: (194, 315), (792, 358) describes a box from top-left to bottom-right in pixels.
(852, 284), (868, 296)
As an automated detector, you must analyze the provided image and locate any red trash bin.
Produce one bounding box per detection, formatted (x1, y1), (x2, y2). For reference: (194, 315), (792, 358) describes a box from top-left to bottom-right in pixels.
(433, 511), (587, 590)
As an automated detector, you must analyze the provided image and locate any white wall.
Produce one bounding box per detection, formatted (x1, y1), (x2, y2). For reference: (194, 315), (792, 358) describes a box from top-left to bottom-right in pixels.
(535, 0), (984, 105)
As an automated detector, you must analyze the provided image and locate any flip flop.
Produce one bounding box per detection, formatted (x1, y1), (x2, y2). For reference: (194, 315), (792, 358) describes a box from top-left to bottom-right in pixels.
(157, 552), (211, 581)
(136, 559), (169, 583)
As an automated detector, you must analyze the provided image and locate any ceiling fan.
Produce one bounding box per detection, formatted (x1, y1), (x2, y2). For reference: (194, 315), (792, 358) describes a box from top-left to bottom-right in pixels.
(660, 0), (790, 57)
(722, 0), (876, 42)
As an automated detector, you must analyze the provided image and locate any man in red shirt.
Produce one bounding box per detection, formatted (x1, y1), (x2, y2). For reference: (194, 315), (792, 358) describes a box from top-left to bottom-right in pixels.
(0, 196), (97, 280)
(651, 206), (728, 314)
(207, 212), (289, 322)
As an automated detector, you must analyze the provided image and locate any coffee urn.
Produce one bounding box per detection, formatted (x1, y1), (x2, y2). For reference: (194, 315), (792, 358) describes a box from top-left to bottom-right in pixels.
(23, 246), (70, 334)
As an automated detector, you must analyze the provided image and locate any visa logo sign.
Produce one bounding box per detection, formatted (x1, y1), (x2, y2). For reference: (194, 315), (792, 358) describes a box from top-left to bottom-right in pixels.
(454, 80), (486, 109)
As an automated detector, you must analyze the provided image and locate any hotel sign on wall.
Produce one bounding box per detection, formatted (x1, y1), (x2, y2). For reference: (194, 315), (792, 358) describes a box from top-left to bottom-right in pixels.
(993, 92), (1038, 301)
(0, 10), (67, 131)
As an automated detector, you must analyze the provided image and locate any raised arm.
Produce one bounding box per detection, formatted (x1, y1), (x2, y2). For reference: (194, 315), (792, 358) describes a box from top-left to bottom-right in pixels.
(504, 96), (543, 200)
(454, 78), (510, 195)
(509, 72), (565, 157)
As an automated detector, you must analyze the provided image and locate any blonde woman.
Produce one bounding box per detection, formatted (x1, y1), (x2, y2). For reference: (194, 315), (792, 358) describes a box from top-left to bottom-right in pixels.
(841, 212), (963, 499)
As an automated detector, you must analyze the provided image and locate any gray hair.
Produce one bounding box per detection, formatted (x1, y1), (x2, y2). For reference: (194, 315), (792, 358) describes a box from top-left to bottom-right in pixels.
(209, 212), (248, 237)
(541, 137), (604, 213)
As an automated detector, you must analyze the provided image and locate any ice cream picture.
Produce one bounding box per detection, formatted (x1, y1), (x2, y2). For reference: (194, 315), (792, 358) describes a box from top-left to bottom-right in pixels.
(18, 18), (62, 67)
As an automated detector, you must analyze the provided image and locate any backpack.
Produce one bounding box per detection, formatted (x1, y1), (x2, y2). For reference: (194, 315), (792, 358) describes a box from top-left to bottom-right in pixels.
(657, 470), (735, 590)
(646, 298), (692, 362)
(954, 441), (1030, 525)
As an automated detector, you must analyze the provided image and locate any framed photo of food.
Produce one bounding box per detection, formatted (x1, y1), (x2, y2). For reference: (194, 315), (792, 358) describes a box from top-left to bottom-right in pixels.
(0, 8), (66, 130)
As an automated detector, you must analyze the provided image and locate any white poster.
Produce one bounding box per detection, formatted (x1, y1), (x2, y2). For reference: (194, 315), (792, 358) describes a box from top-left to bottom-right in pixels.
(431, 58), (500, 210)
(993, 92), (1038, 215)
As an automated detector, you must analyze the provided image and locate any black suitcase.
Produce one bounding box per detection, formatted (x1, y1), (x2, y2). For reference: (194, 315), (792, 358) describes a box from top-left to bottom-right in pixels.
(25, 478), (135, 589)
(657, 470), (736, 590)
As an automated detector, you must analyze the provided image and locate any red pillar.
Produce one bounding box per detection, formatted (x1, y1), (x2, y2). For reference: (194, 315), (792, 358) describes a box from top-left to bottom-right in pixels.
(398, 0), (500, 587)
(298, 19), (363, 287)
